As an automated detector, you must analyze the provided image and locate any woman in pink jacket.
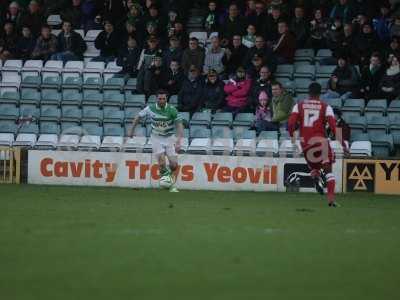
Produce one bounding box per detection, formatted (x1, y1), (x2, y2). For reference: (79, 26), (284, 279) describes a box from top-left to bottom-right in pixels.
(223, 66), (252, 114)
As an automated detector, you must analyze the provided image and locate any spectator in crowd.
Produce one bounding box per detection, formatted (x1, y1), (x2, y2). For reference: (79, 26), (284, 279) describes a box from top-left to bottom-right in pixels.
(167, 9), (179, 35)
(246, 53), (265, 79)
(220, 3), (247, 46)
(144, 5), (166, 36)
(20, 0), (44, 37)
(390, 16), (400, 39)
(164, 59), (185, 95)
(137, 36), (163, 71)
(203, 36), (226, 75)
(336, 23), (357, 64)
(247, 1), (266, 35)
(163, 36), (183, 68)
(31, 24), (57, 60)
(244, 35), (277, 73)
(380, 54), (400, 101)
(355, 23), (380, 66)
(80, 0), (100, 31)
(273, 21), (296, 64)
(61, 0), (84, 30)
(125, 2), (144, 35)
(121, 20), (142, 48)
(385, 37), (400, 59)
(325, 18), (344, 56)
(249, 65), (273, 110)
(52, 21), (87, 62)
(172, 21), (189, 48)
(0, 22), (18, 60)
(178, 65), (204, 114)
(223, 66), (252, 114)
(271, 81), (294, 126)
(329, 0), (354, 23)
(100, 0), (126, 27)
(264, 5), (282, 43)
(242, 24), (256, 48)
(290, 5), (308, 48)
(324, 56), (360, 100)
(94, 20), (120, 62)
(138, 53), (168, 96)
(307, 8), (329, 52)
(201, 69), (225, 112)
(223, 35), (248, 76)
(15, 25), (36, 59)
(373, 4), (392, 44)
(181, 37), (205, 74)
(116, 36), (141, 78)
(5, 2), (23, 31)
(254, 90), (275, 133)
(143, 21), (163, 46)
(204, 1), (220, 34)
(360, 53), (386, 100)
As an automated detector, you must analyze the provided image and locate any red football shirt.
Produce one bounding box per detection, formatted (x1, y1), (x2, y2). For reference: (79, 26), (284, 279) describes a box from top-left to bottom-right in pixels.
(288, 98), (336, 145)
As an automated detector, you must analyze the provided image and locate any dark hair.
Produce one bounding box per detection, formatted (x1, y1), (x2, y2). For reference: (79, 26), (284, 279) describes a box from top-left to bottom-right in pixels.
(157, 89), (169, 97)
(308, 82), (322, 97)
(271, 81), (282, 88)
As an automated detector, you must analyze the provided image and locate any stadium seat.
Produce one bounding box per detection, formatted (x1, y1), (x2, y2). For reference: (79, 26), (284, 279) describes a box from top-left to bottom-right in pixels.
(316, 78), (329, 92)
(47, 14), (62, 26)
(369, 133), (394, 157)
(350, 141), (372, 157)
(258, 131), (278, 140)
(276, 78), (294, 94)
(0, 90), (20, 105)
(0, 120), (17, 134)
(294, 78), (312, 94)
(61, 106), (82, 123)
(103, 107), (124, 124)
(180, 112), (190, 127)
(211, 126), (233, 139)
(13, 133), (37, 148)
(387, 100), (400, 117)
(124, 107), (141, 123)
(40, 105), (60, 122)
(62, 73), (82, 90)
(147, 94), (157, 105)
(211, 112), (233, 127)
(189, 126), (211, 139)
(279, 139), (302, 157)
(125, 93), (145, 108)
(2, 59), (23, 73)
(42, 60), (63, 73)
(21, 73), (41, 89)
(190, 112), (212, 127)
(100, 135), (124, 151)
(324, 98), (342, 110)
(0, 104), (19, 121)
(122, 135), (148, 153)
(275, 64), (294, 80)
(62, 89), (83, 106)
(84, 43), (101, 60)
(64, 61), (84, 74)
(366, 116), (388, 136)
(294, 65), (315, 80)
(294, 49), (314, 63)
(234, 133), (257, 156)
(22, 60), (43, 73)
(82, 90), (103, 106)
(0, 132), (15, 147)
(41, 73), (61, 90)
(330, 140), (345, 158)
(104, 123), (124, 136)
(341, 98), (365, 117)
(78, 134), (102, 151)
(124, 78), (137, 91)
(20, 104), (40, 120)
(316, 65), (336, 79)
(41, 89), (61, 106)
(82, 106), (103, 124)
(103, 61), (123, 75)
(188, 138), (211, 154)
(102, 91), (124, 107)
(20, 89), (40, 106)
(39, 121), (60, 134)
(345, 115), (366, 135)
(389, 115), (400, 146)
(169, 95), (178, 106)
(256, 138), (279, 157)
(84, 30), (102, 42)
(189, 31), (208, 46)
(103, 77), (125, 91)
(0, 73), (21, 90)
(315, 49), (333, 62)
(232, 113), (255, 127)
(211, 137), (234, 155)
(57, 133), (80, 150)
(83, 74), (103, 90)
(364, 99), (387, 118)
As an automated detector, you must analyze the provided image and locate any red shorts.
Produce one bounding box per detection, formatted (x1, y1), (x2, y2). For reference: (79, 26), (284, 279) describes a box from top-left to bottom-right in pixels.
(302, 139), (335, 170)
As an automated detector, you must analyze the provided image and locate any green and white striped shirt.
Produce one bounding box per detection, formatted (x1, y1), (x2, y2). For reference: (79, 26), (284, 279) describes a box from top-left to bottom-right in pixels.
(138, 103), (182, 136)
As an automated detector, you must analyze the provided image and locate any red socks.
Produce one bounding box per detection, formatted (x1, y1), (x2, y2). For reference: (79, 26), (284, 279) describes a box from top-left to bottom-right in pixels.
(326, 173), (336, 204)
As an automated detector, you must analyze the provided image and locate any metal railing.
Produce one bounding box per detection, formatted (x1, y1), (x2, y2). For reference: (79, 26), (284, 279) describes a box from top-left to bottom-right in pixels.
(0, 147), (21, 184)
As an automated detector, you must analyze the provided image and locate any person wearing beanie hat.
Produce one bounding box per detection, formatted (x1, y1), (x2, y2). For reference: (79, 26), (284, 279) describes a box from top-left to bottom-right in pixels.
(254, 89), (277, 134)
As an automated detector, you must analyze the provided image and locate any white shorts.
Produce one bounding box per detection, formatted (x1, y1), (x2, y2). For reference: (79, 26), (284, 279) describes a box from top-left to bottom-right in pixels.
(151, 134), (177, 160)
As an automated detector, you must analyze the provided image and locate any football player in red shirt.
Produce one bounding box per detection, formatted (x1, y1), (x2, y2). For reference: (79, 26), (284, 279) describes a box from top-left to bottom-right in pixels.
(288, 82), (339, 207)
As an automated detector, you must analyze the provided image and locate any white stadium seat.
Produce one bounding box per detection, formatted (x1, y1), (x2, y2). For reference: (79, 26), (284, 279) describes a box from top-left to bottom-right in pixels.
(233, 139), (256, 156)
(0, 74), (21, 89)
(22, 60), (43, 73)
(47, 14), (62, 26)
(77, 135), (101, 151)
(0, 133), (14, 147)
(279, 140), (302, 157)
(187, 138), (211, 155)
(122, 136), (147, 152)
(350, 141), (372, 157)
(35, 134), (59, 150)
(211, 138), (234, 155)
(2, 60), (23, 72)
(13, 133), (37, 147)
(85, 30), (102, 42)
(100, 136), (124, 151)
(256, 139), (279, 157)
(57, 134), (80, 150)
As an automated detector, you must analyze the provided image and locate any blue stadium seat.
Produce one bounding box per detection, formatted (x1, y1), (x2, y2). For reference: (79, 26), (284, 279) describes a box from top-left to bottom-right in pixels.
(342, 98), (365, 117)
(39, 122), (60, 135)
(275, 64), (294, 80)
(20, 104), (40, 119)
(0, 104), (19, 121)
(190, 112), (212, 127)
(82, 90), (103, 106)
(366, 116), (388, 136)
(364, 99), (387, 118)
(124, 107), (141, 123)
(82, 122), (103, 137)
(369, 133), (394, 157)
(232, 113), (255, 127)
(103, 107), (124, 124)
(0, 90), (20, 105)
(294, 65), (315, 80)
(258, 131), (278, 140)
(125, 93), (145, 108)
(82, 106), (103, 124)
(40, 105), (61, 122)
(190, 126), (211, 139)
(211, 112), (233, 127)
(345, 115), (366, 135)
(233, 127), (256, 140)
(62, 89), (82, 106)
(20, 88), (41, 106)
(41, 89), (62, 106)
(0, 120), (17, 134)
(104, 123), (124, 136)
(211, 126), (233, 139)
(61, 106), (82, 123)
(103, 90), (124, 107)
(103, 77), (125, 91)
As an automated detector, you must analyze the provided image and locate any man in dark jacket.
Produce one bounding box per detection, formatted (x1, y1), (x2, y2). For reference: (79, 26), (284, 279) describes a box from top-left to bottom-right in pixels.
(223, 35), (248, 76)
(116, 36), (141, 77)
(219, 3), (247, 46)
(178, 65), (204, 114)
(164, 59), (185, 95)
(360, 53), (385, 100)
(15, 25), (36, 59)
(248, 66), (273, 110)
(244, 36), (277, 73)
(31, 24), (57, 60)
(52, 20), (87, 62)
(201, 69), (225, 112)
(181, 37), (205, 74)
(138, 53), (169, 97)
(94, 20), (120, 62)
(163, 36), (183, 67)
(20, 0), (45, 37)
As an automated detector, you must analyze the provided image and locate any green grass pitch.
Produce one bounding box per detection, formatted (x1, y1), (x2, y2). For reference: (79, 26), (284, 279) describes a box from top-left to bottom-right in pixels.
(0, 185), (399, 300)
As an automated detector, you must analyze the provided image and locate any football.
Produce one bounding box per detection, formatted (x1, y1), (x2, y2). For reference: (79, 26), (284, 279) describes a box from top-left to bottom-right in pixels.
(159, 175), (173, 188)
